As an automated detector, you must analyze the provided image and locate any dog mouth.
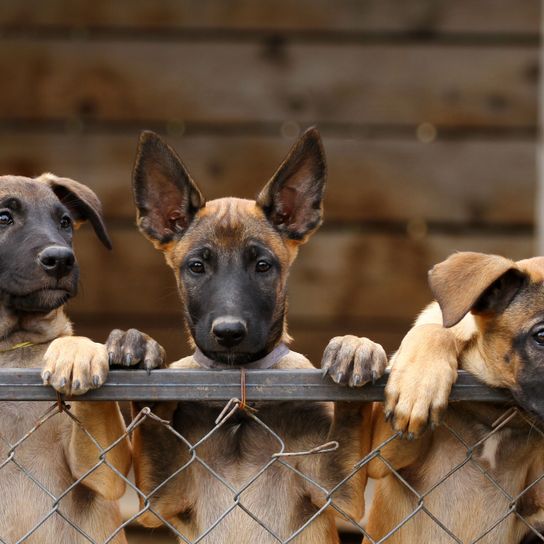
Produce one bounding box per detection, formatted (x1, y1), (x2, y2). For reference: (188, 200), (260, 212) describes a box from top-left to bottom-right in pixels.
(5, 288), (73, 313)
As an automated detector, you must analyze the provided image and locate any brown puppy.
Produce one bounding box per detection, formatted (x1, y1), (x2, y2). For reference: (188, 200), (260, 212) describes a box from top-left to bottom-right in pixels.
(107, 128), (387, 543)
(0, 174), (130, 543)
(335, 252), (544, 543)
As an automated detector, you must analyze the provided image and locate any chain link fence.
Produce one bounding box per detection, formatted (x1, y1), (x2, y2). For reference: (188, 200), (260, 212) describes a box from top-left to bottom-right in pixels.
(0, 368), (541, 543)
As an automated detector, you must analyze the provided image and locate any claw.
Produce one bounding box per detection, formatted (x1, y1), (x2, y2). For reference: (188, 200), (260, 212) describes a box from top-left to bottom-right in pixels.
(352, 374), (362, 387)
(384, 410), (393, 422)
(123, 353), (133, 366)
(335, 371), (344, 383)
(108, 352), (115, 366)
(42, 371), (51, 385)
(72, 380), (81, 391)
(92, 375), (100, 387)
(60, 377), (67, 389)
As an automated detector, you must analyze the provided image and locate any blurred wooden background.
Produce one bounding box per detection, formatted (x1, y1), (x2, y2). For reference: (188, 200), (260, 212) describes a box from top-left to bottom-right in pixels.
(0, 0), (539, 366)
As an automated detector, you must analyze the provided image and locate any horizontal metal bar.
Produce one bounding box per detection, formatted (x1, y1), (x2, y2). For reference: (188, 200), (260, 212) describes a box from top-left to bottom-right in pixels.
(0, 369), (512, 402)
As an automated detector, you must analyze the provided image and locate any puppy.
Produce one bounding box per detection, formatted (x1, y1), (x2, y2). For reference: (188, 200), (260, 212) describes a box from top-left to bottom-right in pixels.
(106, 128), (387, 543)
(0, 174), (130, 543)
(334, 252), (544, 543)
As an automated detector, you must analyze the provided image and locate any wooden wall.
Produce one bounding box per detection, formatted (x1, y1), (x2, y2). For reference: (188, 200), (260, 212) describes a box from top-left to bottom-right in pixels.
(0, 1), (539, 363)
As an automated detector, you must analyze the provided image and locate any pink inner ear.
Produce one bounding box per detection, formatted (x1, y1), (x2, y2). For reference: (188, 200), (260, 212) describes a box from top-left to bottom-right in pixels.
(167, 209), (188, 231)
(278, 185), (298, 224)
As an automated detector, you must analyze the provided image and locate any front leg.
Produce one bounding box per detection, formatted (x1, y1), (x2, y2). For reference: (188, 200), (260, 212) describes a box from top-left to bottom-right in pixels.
(301, 336), (387, 521)
(385, 322), (459, 438)
(42, 336), (131, 500)
(106, 329), (191, 529)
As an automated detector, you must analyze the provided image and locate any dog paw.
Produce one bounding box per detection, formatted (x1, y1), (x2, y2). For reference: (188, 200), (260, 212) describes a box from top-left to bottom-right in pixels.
(106, 329), (166, 372)
(385, 324), (458, 438)
(321, 335), (387, 387)
(42, 336), (108, 395)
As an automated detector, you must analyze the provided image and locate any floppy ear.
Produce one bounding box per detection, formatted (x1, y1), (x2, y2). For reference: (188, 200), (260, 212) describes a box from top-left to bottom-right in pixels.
(429, 252), (526, 328)
(133, 131), (205, 248)
(38, 173), (112, 249)
(257, 127), (326, 243)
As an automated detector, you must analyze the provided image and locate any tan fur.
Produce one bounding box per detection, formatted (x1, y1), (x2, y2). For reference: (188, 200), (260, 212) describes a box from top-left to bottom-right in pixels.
(363, 254), (544, 543)
(0, 308), (130, 544)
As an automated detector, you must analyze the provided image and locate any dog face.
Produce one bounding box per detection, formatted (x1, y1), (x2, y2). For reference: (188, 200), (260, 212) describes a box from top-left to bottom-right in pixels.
(429, 252), (544, 420)
(132, 128), (326, 365)
(0, 174), (110, 314)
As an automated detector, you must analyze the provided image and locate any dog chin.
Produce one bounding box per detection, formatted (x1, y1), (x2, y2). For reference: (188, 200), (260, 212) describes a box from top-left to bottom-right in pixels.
(8, 289), (72, 313)
(199, 347), (268, 366)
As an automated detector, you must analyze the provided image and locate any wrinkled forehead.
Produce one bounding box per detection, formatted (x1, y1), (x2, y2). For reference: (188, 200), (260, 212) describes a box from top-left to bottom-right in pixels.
(169, 197), (290, 262)
(0, 176), (58, 206)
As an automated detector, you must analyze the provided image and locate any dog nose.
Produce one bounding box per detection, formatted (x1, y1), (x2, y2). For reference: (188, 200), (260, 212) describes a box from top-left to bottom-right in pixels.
(212, 317), (247, 348)
(38, 246), (75, 278)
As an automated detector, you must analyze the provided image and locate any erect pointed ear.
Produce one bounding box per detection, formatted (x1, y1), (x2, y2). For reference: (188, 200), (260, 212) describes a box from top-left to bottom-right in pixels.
(132, 131), (205, 248)
(429, 252), (527, 328)
(38, 173), (112, 249)
(257, 127), (326, 243)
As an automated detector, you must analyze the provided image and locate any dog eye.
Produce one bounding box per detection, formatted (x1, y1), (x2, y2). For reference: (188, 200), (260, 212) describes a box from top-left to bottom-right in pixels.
(534, 330), (544, 346)
(256, 260), (271, 273)
(60, 215), (72, 230)
(0, 211), (13, 226)
(188, 261), (205, 274)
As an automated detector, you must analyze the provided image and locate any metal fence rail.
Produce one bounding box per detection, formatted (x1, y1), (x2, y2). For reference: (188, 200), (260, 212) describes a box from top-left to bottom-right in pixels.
(0, 369), (512, 402)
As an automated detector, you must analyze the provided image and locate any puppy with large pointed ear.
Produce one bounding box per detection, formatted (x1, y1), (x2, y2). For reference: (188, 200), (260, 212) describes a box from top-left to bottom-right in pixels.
(111, 127), (328, 366)
(106, 128), (385, 543)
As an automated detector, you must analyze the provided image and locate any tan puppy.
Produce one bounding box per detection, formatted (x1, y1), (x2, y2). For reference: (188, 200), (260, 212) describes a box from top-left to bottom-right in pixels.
(106, 129), (388, 543)
(334, 252), (544, 543)
(0, 174), (131, 543)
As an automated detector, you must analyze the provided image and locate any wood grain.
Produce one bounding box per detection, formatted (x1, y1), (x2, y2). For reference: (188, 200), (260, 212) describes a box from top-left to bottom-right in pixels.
(0, 132), (535, 225)
(0, 0), (539, 34)
(0, 40), (537, 127)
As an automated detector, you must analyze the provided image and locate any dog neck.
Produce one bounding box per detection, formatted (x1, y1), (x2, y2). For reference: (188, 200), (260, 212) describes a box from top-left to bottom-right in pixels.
(0, 305), (72, 352)
(193, 343), (290, 370)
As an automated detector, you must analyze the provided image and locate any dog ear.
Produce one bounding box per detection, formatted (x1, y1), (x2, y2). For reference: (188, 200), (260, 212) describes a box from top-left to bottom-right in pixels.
(39, 173), (112, 249)
(257, 127), (326, 243)
(133, 131), (205, 248)
(429, 252), (526, 328)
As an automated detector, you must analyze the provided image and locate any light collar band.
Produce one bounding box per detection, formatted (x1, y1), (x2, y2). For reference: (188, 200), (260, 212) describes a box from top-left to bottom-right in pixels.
(193, 343), (290, 370)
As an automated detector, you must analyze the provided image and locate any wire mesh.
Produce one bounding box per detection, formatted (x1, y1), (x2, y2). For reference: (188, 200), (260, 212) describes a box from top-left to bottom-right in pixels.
(0, 369), (541, 543)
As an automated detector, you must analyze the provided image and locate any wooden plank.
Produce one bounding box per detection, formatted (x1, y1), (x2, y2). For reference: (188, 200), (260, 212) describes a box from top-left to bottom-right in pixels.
(0, 1), (539, 35)
(0, 40), (537, 127)
(68, 228), (534, 323)
(0, 133), (535, 225)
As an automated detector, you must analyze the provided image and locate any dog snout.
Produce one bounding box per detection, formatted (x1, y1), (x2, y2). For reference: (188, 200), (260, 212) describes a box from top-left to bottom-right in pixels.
(37, 246), (75, 279)
(211, 317), (247, 348)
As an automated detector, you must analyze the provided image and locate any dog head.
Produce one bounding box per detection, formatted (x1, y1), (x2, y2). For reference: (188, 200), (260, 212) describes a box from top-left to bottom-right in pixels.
(132, 128), (326, 366)
(430, 251), (544, 419)
(0, 174), (111, 314)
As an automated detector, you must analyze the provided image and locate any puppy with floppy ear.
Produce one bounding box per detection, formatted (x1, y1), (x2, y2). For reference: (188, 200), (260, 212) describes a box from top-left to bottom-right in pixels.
(0, 173), (132, 543)
(332, 252), (544, 542)
(107, 128), (387, 543)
